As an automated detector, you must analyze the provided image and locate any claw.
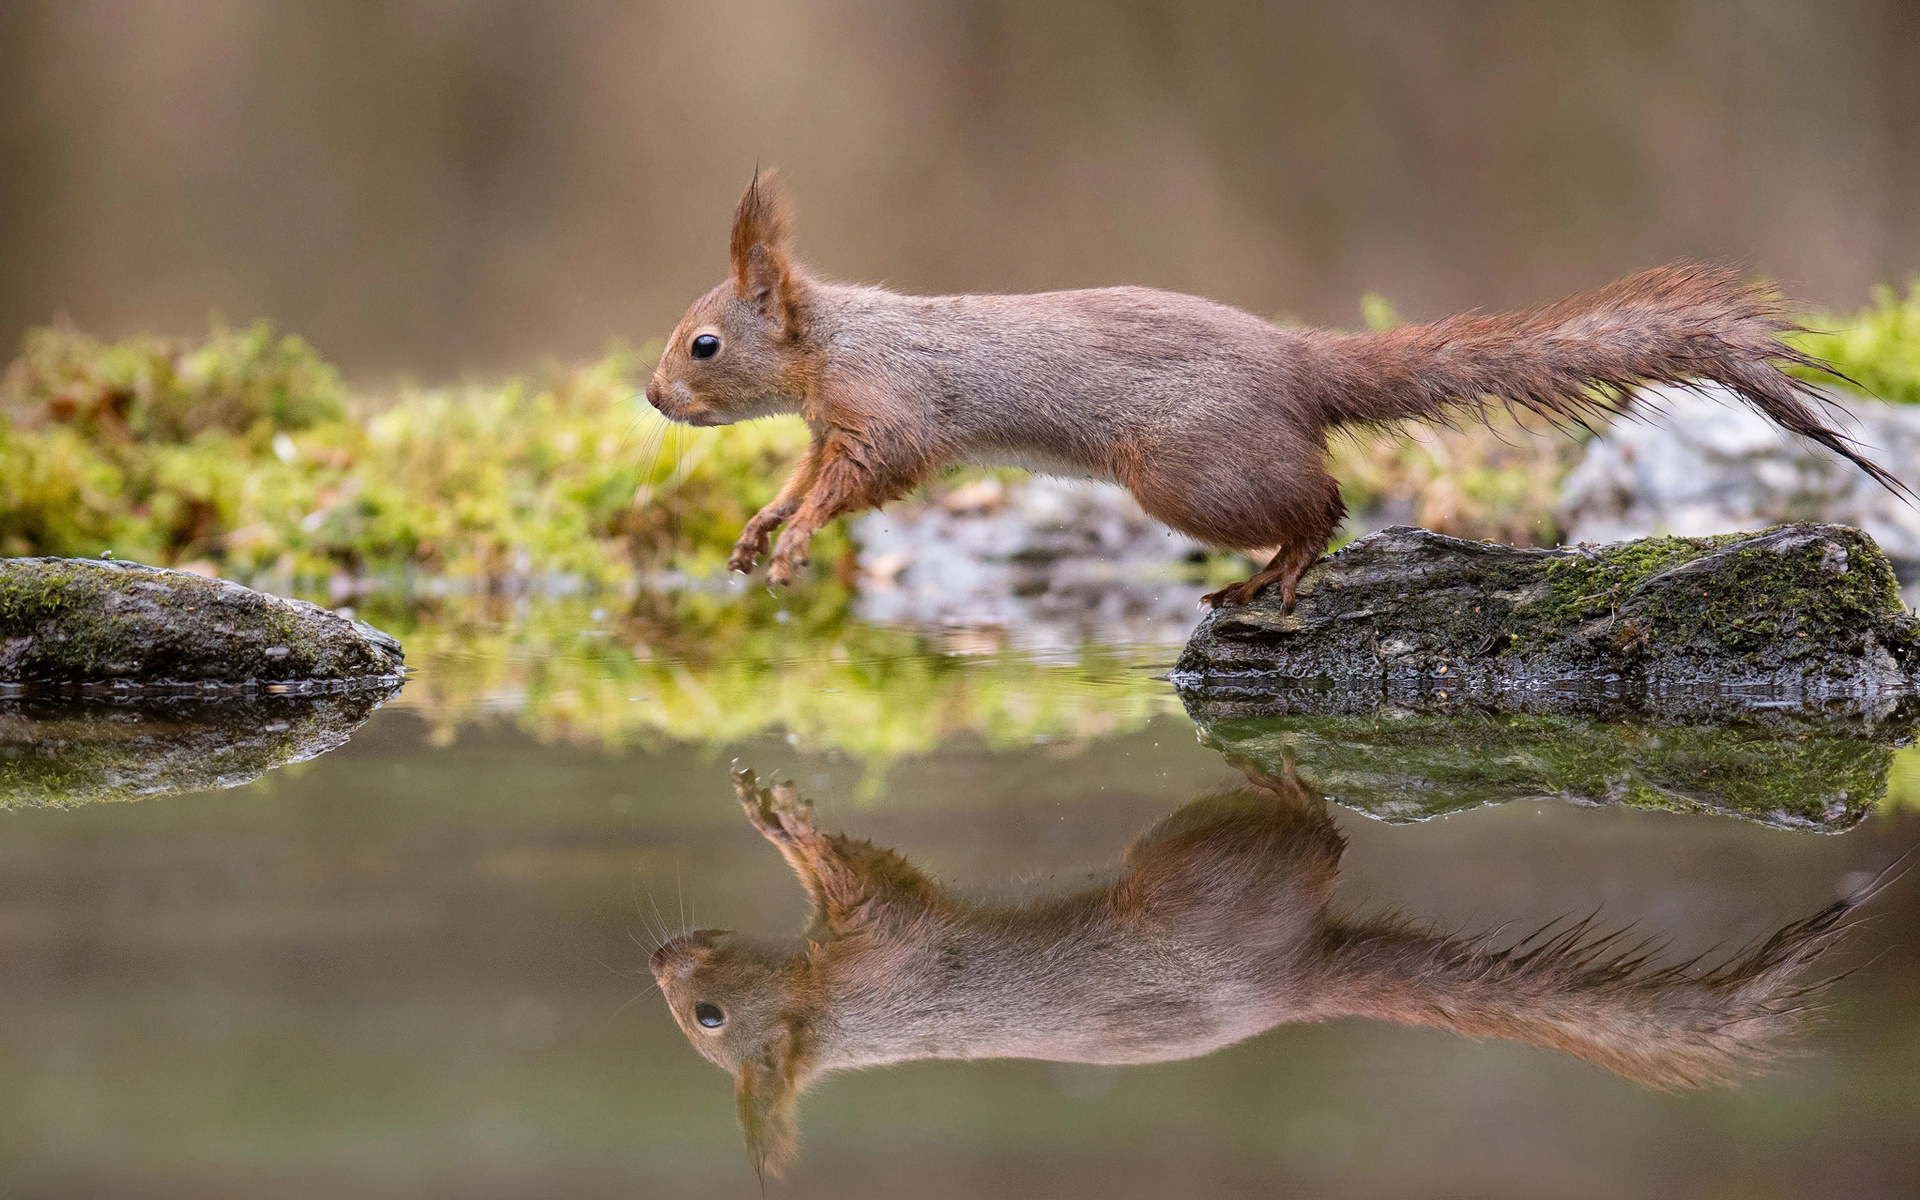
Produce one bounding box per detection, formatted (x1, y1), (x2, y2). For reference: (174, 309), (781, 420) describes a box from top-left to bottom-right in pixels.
(1201, 577), (1296, 612)
(770, 781), (814, 833)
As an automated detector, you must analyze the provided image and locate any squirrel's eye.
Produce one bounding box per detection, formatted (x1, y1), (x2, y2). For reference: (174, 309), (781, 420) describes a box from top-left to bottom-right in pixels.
(694, 1002), (725, 1028)
(690, 334), (720, 360)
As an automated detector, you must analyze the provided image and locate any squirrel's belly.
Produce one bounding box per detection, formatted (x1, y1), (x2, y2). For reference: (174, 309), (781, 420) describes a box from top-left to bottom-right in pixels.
(963, 446), (1117, 484)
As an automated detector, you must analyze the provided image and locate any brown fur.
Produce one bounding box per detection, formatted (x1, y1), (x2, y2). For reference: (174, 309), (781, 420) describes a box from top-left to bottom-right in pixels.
(646, 174), (1904, 608)
(650, 765), (1896, 1177)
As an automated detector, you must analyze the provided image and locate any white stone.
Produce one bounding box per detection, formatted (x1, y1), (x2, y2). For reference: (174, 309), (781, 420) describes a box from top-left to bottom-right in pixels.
(1561, 385), (1920, 606)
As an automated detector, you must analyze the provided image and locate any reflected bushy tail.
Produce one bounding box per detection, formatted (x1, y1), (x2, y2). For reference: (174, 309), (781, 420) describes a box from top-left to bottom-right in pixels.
(1312, 860), (1904, 1088)
(1306, 263), (1908, 498)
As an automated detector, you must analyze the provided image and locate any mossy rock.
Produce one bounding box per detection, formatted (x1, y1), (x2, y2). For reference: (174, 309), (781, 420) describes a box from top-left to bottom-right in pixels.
(1199, 709), (1903, 832)
(0, 688), (399, 808)
(1174, 523), (1918, 717)
(0, 557), (403, 688)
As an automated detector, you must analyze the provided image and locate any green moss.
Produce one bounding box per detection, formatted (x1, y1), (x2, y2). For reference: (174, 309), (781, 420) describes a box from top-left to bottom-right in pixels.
(1537, 534), (1732, 622)
(1506, 528), (1903, 661)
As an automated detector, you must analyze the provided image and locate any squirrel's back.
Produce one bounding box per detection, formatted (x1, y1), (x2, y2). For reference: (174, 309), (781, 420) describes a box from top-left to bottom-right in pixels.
(809, 280), (1311, 479)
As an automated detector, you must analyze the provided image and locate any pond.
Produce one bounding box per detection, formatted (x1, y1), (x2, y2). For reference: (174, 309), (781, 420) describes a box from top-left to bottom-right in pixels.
(3, 587), (1918, 1199)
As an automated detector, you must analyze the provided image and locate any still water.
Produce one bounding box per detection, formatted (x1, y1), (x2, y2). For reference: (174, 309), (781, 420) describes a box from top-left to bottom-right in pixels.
(3, 591), (1917, 1199)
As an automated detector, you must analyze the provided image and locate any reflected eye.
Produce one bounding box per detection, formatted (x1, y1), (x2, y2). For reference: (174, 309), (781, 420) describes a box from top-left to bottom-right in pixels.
(690, 334), (720, 360)
(694, 1002), (725, 1028)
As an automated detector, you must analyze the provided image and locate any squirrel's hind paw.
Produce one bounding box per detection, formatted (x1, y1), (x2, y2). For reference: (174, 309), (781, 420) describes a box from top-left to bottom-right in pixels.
(1201, 581), (1261, 609)
(1201, 578), (1298, 613)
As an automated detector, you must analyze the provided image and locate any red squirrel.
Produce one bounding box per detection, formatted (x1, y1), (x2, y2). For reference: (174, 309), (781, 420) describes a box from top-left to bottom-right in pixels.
(645, 173), (1903, 609)
(651, 765), (1891, 1179)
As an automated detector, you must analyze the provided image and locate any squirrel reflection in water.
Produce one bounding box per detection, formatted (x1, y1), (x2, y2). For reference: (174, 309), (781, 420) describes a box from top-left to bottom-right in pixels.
(651, 764), (1894, 1179)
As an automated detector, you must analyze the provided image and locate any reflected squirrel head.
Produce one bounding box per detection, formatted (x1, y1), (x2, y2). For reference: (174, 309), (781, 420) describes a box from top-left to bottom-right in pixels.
(647, 170), (817, 428)
(650, 926), (810, 1179)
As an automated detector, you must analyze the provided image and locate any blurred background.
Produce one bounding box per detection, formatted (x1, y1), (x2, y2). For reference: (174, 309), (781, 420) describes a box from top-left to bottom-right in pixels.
(2, 0), (1918, 380)
(5, 5), (1920, 1199)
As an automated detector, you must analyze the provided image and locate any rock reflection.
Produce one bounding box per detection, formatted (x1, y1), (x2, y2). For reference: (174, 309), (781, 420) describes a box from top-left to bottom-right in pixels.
(653, 764), (1898, 1178)
(0, 684), (402, 808)
(1194, 706), (1917, 830)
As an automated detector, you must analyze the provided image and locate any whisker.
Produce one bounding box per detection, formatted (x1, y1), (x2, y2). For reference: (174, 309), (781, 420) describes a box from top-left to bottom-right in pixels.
(630, 875), (669, 948)
(647, 885), (674, 947)
(683, 860), (698, 936)
(667, 423), (684, 557)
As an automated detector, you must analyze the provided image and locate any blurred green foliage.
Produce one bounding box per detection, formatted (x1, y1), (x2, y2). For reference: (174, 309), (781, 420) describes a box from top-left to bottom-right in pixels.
(359, 587), (1178, 789)
(1792, 281), (1920, 406)
(0, 322), (839, 585)
(1889, 744), (1920, 815)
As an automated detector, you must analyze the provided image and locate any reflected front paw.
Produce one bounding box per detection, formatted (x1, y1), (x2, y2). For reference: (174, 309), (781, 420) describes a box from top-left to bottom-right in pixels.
(767, 780), (817, 840)
(730, 764), (818, 844)
(731, 764), (784, 837)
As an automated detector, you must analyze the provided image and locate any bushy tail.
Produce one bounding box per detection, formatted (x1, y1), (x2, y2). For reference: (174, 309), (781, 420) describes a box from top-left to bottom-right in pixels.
(1309, 859), (1904, 1088)
(1307, 263), (1907, 497)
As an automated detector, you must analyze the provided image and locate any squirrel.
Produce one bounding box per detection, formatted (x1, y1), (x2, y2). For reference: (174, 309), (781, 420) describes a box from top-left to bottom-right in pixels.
(650, 764), (1896, 1180)
(644, 171), (1905, 609)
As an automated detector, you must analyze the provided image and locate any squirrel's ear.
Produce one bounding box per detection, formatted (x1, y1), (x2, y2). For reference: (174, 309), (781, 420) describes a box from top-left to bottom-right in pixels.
(734, 1022), (803, 1181)
(729, 170), (801, 334)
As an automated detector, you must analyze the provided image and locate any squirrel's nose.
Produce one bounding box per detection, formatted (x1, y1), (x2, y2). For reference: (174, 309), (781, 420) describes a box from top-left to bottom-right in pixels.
(649, 929), (733, 981)
(644, 377), (664, 409)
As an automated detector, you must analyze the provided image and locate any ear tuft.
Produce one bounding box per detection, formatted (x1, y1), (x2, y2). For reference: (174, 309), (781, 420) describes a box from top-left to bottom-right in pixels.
(730, 169), (794, 305)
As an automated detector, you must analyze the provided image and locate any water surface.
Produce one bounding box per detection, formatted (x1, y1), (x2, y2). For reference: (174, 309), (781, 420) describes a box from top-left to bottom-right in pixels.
(2, 593), (1917, 1199)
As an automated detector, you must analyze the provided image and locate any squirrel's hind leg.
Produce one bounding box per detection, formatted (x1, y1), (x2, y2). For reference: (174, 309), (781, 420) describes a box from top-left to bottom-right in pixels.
(1202, 541), (1322, 610)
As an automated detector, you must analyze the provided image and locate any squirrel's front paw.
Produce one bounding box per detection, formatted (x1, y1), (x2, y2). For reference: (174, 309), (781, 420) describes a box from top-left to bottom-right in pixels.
(726, 541), (763, 574)
(728, 524), (774, 574)
(766, 529), (813, 587)
(766, 549), (810, 587)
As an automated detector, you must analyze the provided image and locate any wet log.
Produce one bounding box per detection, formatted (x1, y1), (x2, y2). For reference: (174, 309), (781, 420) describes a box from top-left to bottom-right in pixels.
(1174, 523), (1919, 721)
(0, 557), (403, 692)
(1177, 523), (1920, 830)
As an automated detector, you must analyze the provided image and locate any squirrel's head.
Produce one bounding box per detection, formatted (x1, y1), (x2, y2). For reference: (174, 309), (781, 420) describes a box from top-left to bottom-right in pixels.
(651, 927), (809, 1178)
(647, 171), (815, 428)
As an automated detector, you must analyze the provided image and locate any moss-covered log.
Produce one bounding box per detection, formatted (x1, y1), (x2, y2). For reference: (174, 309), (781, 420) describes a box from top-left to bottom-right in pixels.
(0, 688), (400, 808)
(1175, 523), (1918, 718)
(0, 557), (403, 689)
